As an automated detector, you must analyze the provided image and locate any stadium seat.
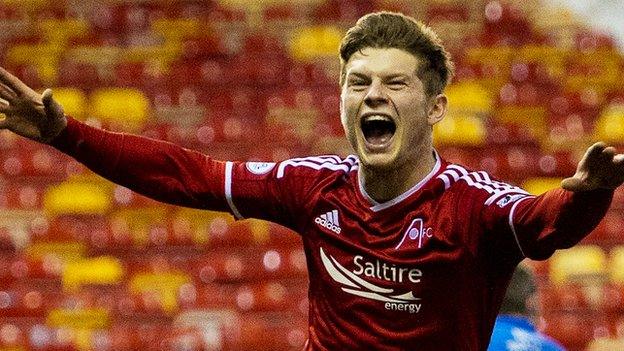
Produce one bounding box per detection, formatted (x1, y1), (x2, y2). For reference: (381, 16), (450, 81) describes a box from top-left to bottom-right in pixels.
(62, 256), (124, 292)
(445, 81), (494, 114)
(549, 245), (607, 285)
(608, 246), (624, 285)
(521, 177), (563, 195)
(493, 105), (548, 141)
(594, 103), (624, 144)
(433, 113), (486, 146)
(151, 18), (202, 42)
(542, 312), (607, 351)
(89, 87), (150, 132)
(43, 180), (112, 217)
(289, 25), (343, 62)
(585, 211), (624, 245)
(26, 241), (86, 264)
(38, 19), (90, 46)
(426, 1), (470, 22)
(56, 61), (104, 91)
(5, 43), (63, 85)
(49, 88), (87, 121)
(129, 271), (192, 313)
(0, 289), (46, 318)
(171, 208), (233, 247)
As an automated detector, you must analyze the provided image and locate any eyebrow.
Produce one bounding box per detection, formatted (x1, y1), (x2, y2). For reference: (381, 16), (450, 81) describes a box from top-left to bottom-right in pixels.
(346, 72), (411, 80)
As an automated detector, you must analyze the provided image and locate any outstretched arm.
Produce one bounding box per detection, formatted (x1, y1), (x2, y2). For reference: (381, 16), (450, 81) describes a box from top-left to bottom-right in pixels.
(505, 143), (621, 260)
(0, 67), (228, 210)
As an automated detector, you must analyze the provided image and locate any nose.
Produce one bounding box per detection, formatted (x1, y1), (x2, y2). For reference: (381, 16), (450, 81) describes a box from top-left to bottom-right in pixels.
(364, 80), (388, 106)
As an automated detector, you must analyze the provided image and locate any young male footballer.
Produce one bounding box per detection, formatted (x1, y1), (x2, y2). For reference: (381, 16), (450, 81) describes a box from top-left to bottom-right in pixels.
(0, 12), (621, 351)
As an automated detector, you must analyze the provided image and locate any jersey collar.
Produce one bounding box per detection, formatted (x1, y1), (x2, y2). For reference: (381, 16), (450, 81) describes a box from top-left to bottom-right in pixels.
(357, 150), (442, 212)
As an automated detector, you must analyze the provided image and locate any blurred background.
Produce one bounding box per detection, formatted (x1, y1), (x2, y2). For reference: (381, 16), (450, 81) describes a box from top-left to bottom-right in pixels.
(0, 0), (623, 350)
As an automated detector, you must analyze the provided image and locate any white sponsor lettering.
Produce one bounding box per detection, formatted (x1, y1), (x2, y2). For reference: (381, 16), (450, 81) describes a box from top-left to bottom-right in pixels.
(353, 256), (422, 284)
(384, 302), (422, 314)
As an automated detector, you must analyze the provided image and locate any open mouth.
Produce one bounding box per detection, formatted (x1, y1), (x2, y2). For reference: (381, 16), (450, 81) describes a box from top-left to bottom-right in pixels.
(361, 115), (396, 147)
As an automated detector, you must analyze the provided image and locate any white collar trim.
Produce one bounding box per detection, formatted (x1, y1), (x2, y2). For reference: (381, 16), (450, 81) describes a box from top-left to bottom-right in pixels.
(358, 150), (442, 212)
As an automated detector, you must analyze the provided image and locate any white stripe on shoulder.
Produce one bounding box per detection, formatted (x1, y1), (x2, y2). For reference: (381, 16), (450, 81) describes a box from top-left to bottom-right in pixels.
(224, 161), (244, 219)
(277, 155), (358, 178)
(436, 164), (469, 189)
(437, 164), (530, 205)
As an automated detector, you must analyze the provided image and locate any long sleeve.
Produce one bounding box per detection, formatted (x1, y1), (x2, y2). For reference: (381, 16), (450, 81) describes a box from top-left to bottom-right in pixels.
(510, 187), (613, 260)
(448, 168), (614, 263)
(49, 118), (329, 231)
(50, 117), (230, 211)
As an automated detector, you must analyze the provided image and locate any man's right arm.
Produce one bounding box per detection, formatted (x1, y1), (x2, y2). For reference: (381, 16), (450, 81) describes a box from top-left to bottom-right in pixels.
(0, 67), (231, 211)
(52, 117), (231, 211)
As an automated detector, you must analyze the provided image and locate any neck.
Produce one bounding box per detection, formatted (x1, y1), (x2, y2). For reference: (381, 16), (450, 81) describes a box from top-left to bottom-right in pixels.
(360, 147), (437, 203)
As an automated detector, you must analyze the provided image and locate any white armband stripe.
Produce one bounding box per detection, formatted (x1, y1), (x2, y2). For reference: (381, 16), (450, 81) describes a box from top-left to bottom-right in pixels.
(508, 196), (535, 258)
(225, 161), (244, 220)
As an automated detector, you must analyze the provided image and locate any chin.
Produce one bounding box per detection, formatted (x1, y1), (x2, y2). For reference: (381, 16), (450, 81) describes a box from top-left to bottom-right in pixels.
(358, 152), (399, 170)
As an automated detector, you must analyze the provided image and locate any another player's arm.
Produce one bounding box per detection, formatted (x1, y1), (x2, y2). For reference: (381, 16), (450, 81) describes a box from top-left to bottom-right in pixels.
(508, 143), (622, 260)
(0, 67), (228, 210)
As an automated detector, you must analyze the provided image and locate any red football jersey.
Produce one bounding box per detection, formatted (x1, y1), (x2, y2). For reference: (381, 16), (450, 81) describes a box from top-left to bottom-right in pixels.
(52, 118), (613, 350)
(226, 153), (535, 350)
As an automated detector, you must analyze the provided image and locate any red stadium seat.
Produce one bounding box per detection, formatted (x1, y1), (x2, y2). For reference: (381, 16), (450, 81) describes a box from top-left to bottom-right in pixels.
(542, 312), (608, 350)
(192, 247), (307, 284)
(426, 2), (470, 22)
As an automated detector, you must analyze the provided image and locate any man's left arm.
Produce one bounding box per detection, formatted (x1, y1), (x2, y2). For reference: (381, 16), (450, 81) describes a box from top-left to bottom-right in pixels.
(510, 142), (622, 260)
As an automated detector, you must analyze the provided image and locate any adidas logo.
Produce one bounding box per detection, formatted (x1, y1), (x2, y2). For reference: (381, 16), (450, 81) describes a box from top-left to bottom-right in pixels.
(315, 209), (341, 234)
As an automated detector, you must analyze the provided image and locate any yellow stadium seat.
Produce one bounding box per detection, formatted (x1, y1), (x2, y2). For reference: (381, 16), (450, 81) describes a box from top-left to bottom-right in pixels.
(151, 18), (201, 41)
(433, 113), (486, 146)
(6, 44), (63, 85)
(495, 105), (548, 140)
(39, 19), (90, 45)
(445, 81), (493, 114)
(289, 25), (343, 62)
(51, 87), (87, 120)
(608, 246), (624, 284)
(47, 307), (109, 329)
(120, 44), (182, 72)
(594, 104), (624, 143)
(27, 241), (86, 261)
(129, 271), (191, 313)
(1, 0), (50, 10)
(62, 256), (124, 291)
(111, 207), (167, 246)
(521, 177), (563, 195)
(549, 245), (607, 285)
(89, 88), (150, 132)
(43, 181), (112, 216)
(517, 45), (567, 78)
(66, 46), (121, 67)
(465, 46), (513, 66)
(172, 208), (234, 245)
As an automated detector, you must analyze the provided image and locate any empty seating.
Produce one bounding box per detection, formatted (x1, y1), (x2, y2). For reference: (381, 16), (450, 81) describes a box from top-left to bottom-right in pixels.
(43, 180), (112, 217)
(89, 88), (150, 132)
(549, 245), (607, 285)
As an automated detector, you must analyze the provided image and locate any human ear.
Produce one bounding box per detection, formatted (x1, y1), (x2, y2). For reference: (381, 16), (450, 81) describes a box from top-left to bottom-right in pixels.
(427, 94), (447, 126)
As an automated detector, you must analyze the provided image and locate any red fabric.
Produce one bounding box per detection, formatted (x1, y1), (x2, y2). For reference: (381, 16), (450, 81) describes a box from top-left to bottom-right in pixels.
(51, 117), (613, 350)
